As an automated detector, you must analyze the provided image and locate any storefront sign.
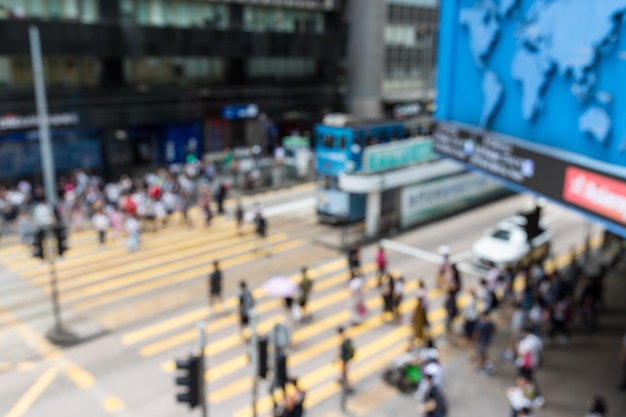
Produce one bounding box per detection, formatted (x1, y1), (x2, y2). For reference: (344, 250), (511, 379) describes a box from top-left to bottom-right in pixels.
(400, 172), (503, 228)
(563, 166), (626, 223)
(392, 102), (422, 119)
(434, 122), (626, 234)
(0, 113), (79, 131)
(363, 138), (436, 173)
(222, 104), (259, 120)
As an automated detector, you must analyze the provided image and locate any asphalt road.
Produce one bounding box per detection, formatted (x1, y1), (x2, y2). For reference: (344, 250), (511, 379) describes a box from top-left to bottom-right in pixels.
(0, 186), (597, 417)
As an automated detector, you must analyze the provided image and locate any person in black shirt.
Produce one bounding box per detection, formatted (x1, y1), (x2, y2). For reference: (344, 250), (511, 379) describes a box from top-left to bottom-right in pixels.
(209, 261), (223, 313)
(421, 373), (447, 417)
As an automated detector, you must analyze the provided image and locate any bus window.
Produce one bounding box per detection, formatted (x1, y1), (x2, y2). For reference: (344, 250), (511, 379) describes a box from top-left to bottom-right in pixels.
(339, 136), (346, 149)
(324, 134), (334, 147)
(324, 176), (331, 189)
(365, 134), (373, 147)
(405, 128), (412, 139)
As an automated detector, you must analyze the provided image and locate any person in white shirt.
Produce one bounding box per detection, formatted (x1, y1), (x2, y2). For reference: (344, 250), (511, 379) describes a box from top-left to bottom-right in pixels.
(125, 215), (141, 252)
(33, 201), (54, 229)
(92, 208), (109, 248)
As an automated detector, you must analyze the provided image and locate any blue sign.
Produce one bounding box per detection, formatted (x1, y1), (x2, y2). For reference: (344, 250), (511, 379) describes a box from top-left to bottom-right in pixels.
(222, 104), (259, 120)
(437, 0), (626, 169)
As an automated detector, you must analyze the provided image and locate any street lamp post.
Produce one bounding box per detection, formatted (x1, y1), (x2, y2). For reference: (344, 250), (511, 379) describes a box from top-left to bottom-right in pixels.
(29, 26), (77, 345)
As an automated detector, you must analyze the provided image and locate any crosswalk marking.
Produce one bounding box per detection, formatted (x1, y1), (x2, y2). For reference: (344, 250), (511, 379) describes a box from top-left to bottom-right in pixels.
(70, 239), (304, 312)
(207, 282), (445, 405)
(18, 219), (237, 281)
(57, 233), (290, 302)
(121, 258), (348, 346)
(141, 265), (376, 358)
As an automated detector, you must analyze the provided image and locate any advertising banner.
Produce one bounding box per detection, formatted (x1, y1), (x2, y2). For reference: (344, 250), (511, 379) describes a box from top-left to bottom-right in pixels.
(400, 170), (503, 229)
(434, 122), (626, 235)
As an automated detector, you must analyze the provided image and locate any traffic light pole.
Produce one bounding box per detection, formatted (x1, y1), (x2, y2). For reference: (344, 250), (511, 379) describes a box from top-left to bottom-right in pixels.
(46, 229), (63, 335)
(198, 323), (207, 417)
(250, 309), (258, 417)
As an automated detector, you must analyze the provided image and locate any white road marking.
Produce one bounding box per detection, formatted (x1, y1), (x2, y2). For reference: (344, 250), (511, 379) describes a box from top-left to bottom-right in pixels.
(450, 249), (471, 263)
(380, 239), (441, 264)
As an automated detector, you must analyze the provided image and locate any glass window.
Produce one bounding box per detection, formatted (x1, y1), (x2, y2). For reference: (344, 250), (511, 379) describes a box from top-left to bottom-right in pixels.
(48, 0), (61, 18)
(0, 57), (10, 86)
(120, 0), (134, 19)
(79, 0), (97, 22)
(323, 134), (333, 148)
(26, 0), (45, 18)
(149, 0), (164, 26)
(62, 0), (78, 19)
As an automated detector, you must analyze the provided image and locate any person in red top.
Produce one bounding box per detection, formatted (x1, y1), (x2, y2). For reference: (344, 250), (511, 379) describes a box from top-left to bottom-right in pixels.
(376, 245), (387, 288)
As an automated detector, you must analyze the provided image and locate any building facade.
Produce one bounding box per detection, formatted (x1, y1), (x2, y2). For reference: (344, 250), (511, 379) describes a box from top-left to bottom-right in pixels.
(0, 0), (346, 180)
(346, 0), (437, 124)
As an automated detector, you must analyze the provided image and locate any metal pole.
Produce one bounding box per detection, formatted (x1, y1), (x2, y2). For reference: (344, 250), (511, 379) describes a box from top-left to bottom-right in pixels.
(29, 26), (57, 207)
(46, 230), (63, 334)
(198, 323), (207, 417)
(250, 309), (258, 417)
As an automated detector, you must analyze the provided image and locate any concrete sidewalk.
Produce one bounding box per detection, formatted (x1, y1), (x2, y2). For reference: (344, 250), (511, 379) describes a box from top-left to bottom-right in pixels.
(313, 250), (626, 417)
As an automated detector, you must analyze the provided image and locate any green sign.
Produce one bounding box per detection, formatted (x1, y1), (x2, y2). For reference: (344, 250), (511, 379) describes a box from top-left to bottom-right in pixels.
(363, 138), (436, 173)
(283, 136), (310, 148)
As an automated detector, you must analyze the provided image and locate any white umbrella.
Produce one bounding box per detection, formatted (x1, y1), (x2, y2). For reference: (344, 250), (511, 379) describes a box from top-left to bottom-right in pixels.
(263, 276), (298, 298)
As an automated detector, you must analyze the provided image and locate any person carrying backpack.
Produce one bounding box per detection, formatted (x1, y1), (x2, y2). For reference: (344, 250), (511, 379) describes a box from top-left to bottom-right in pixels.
(337, 326), (355, 394)
(420, 373), (447, 417)
(239, 281), (255, 338)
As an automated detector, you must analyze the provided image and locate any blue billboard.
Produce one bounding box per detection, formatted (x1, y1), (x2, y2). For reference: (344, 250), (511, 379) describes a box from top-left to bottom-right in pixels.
(435, 0), (626, 236)
(437, 0), (626, 167)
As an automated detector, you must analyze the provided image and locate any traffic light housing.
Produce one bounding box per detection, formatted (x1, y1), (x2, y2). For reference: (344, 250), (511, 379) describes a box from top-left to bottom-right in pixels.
(32, 230), (45, 259)
(54, 225), (68, 257)
(257, 336), (268, 379)
(175, 354), (202, 409)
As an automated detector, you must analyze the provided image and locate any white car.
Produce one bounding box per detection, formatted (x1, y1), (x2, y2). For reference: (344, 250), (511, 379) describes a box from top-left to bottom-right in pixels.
(470, 215), (552, 270)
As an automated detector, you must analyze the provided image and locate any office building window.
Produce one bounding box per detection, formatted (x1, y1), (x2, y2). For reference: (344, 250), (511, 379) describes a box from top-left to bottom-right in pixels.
(385, 24), (416, 47)
(123, 0), (228, 28)
(243, 6), (323, 33)
(124, 57), (225, 85)
(0, 0), (95, 21)
(1, 56), (100, 87)
(247, 57), (316, 79)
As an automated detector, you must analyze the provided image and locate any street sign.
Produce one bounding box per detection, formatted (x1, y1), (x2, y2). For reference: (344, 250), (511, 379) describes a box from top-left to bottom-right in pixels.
(363, 138), (437, 173)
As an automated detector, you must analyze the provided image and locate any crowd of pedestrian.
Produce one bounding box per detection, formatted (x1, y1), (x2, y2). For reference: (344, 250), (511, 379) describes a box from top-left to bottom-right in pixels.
(0, 159), (263, 253)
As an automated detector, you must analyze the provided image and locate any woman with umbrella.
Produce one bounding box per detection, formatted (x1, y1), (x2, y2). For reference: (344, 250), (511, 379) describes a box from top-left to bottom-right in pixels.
(264, 276), (299, 330)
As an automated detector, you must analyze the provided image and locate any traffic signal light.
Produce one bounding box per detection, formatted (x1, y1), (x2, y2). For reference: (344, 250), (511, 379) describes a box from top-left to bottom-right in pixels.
(257, 336), (268, 379)
(54, 225), (68, 257)
(175, 354), (202, 409)
(32, 230), (45, 259)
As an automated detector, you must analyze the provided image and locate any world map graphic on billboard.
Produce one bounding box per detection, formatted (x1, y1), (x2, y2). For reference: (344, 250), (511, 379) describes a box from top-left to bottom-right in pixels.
(439, 0), (626, 168)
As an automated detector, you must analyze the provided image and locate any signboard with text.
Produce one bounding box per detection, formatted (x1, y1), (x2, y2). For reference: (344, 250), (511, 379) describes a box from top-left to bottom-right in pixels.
(363, 138), (437, 173)
(433, 122), (626, 236)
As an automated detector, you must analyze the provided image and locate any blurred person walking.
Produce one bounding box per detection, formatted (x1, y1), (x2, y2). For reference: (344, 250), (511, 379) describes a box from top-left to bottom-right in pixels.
(125, 214), (141, 253)
(463, 288), (479, 342)
(208, 261), (223, 314)
(238, 280), (255, 339)
(412, 295), (429, 347)
(349, 273), (366, 325)
(337, 326), (355, 394)
(347, 242), (362, 278)
(298, 267), (313, 321)
(392, 276), (404, 324)
(506, 375), (539, 417)
(473, 312), (496, 375)
(444, 290), (458, 342)
(254, 212), (270, 255)
(381, 273), (395, 321)
(92, 208), (109, 248)
(376, 245), (387, 287)
(235, 198), (245, 235)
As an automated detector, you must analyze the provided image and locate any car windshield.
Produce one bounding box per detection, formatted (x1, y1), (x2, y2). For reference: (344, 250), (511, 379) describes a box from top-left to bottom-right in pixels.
(491, 229), (511, 241)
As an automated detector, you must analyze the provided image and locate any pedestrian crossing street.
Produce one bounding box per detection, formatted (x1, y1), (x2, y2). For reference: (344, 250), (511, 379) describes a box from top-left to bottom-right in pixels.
(0, 206), (315, 331)
(116, 256), (455, 417)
